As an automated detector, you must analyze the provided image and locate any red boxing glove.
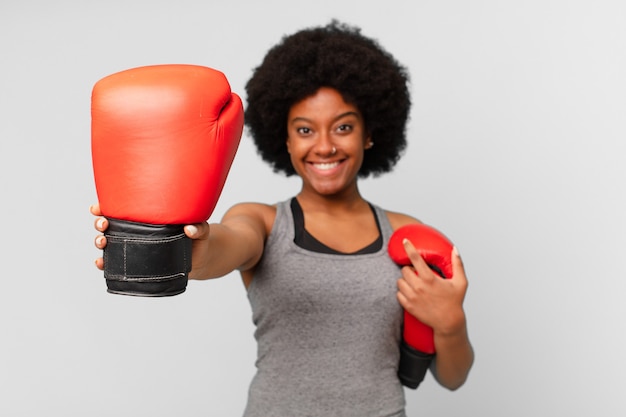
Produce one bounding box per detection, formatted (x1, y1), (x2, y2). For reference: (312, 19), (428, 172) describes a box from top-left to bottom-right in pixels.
(92, 64), (243, 296)
(388, 223), (453, 388)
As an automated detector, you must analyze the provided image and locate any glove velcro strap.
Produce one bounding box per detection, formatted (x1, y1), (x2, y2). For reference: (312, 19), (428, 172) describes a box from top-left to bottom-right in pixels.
(103, 218), (191, 297)
(398, 340), (435, 389)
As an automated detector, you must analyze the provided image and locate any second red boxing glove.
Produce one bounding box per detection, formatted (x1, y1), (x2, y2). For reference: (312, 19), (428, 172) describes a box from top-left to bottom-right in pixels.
(388, 223), (454, 389)
(92, 64), (243, 297)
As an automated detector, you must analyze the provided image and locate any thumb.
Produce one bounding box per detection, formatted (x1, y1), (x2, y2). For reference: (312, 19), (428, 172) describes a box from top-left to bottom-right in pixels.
(451, 246), (467, 283)
(184, 222), (210, 240)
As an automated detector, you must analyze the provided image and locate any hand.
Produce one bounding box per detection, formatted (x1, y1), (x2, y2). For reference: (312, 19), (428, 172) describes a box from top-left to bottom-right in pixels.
(396, 240), (469, 337)
(90, 203), (108, 270)
(183, 223), (211, 280)
(91, 202), (212, 277)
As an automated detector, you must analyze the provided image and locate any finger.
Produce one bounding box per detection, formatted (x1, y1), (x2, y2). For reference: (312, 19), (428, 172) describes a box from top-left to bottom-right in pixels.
(396, 289), (411, 311)
(400, 265), (421, 290)
(89, 203), (102, 216)
(94, 216), (108, 232)
(184, 224), (198, 238)
(95, 234), (106, 249)
(184, 222), (209, 239)
(402, 238), (435, 281)
(397, 273), (417, 296)
(396, 280), (422, 319)
(451, 246), (468, 284)
(95, 257), (104, 271)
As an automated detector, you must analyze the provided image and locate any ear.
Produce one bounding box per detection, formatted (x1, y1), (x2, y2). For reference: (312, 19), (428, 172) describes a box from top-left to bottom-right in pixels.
(285, 137), (291, 154)
(364, 136), (374, 149)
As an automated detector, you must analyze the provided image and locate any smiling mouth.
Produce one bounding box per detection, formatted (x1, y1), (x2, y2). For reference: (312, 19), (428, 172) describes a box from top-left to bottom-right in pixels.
(311, 161), (340, 171)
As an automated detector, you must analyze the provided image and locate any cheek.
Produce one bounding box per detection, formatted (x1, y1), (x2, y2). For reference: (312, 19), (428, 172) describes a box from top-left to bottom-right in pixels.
(285, 138), (309, 157)
(285, 140), (304, 171)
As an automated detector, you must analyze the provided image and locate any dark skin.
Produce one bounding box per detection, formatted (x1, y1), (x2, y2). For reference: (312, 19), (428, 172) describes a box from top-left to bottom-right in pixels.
(92, 87), (473, 390)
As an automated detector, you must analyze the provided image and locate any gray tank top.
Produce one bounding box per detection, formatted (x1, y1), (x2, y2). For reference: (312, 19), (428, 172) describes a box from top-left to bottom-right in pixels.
(244, 199), (406, 417)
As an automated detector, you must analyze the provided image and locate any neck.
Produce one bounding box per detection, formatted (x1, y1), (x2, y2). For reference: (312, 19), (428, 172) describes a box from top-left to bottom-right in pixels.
(296, 185), (368, 214)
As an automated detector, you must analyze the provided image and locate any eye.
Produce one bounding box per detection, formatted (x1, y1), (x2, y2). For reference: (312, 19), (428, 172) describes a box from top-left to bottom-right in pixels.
(296, 126), (313, 136)
(336, 124), (353, 134)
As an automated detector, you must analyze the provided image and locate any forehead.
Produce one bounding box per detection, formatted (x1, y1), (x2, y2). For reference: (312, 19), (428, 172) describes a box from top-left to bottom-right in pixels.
(288, 87), (361, 121)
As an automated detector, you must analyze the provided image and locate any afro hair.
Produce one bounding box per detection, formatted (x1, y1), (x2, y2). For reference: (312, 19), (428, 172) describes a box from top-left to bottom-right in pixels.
(244, 20), (411, 178)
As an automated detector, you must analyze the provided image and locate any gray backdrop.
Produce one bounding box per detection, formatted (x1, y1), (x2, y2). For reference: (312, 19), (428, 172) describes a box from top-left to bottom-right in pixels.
(2, 0), (624, 416)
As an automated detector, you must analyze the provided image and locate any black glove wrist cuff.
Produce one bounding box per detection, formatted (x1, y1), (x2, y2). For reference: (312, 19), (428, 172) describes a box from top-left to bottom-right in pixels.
(398, 340), (435, 389)
(103, 218), (191, 297)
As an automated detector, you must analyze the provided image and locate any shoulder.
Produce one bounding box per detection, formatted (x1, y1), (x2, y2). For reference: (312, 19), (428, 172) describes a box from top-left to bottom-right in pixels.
(224, 202), (279, 285)
(383, 209), (423, 231)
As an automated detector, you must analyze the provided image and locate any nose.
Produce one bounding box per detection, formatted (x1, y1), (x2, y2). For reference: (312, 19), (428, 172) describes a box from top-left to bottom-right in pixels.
(314, 132), (335, 156)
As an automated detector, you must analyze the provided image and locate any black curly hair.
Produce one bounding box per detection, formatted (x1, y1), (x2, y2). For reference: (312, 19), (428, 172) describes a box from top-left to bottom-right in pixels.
(244, 20), (411, 178)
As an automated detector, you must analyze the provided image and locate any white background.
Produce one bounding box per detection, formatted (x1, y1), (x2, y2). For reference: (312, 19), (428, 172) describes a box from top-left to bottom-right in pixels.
(1, 0), (625, 416)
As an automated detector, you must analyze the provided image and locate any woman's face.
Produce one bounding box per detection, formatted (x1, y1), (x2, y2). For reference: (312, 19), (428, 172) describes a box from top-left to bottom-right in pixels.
(286, 87), (372, 197)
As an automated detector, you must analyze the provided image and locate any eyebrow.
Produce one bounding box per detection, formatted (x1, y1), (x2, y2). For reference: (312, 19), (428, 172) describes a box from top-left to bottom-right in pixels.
(289, 111), (361, 125)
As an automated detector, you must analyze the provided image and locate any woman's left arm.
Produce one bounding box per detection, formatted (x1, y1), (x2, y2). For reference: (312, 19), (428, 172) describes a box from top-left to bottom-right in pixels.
(397, 243), (474, 390)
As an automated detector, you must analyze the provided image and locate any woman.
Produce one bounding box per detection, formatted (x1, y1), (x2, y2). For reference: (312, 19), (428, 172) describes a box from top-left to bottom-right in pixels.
(92, 21), (473, 416)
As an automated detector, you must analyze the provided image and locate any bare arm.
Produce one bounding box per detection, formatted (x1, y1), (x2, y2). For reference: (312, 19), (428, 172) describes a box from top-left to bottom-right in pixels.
(184, 203), (272, 280)
(430, 306), (474, 390)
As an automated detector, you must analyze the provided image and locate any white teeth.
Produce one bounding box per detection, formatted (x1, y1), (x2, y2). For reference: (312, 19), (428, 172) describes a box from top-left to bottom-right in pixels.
(313, 162), (339, 170)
